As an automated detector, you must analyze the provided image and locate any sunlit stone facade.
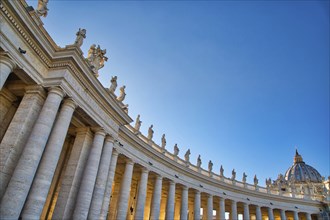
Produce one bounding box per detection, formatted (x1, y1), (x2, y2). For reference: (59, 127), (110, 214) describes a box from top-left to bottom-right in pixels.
(0, 1), (329, 219)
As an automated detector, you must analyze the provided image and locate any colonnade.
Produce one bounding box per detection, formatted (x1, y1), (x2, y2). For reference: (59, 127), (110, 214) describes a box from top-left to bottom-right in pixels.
(0, 56), (321, 220)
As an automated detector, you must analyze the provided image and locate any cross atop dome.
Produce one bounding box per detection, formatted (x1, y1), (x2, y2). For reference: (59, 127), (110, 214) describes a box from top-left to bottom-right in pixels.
(293, 149), (304, 164)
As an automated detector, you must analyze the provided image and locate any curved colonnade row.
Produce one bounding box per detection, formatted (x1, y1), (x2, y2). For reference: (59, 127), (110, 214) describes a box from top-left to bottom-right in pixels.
(0, 1), (327, 220)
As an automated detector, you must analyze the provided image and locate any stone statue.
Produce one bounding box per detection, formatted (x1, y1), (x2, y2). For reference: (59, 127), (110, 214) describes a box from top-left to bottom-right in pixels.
(134, 115), (142, 131)
(161, 134), (166, 149)
(109, 76), (118, 93)
(74, 28), (86, 47)
(242, 172), (247, 183)
(173, 144), (179, 156)
(86, 44), (108, 76)
(254, 175), (258, 186)
(231, 169), (236, 181)
(208, 160), (213, 173)
(147, 125), (154, 140)
(266, 178), (272, 187)
(184, 149), (190, 163)
(36, 0), (49, 17)
(197, 155), (202, 168)
(220, 165), (224, 177)
(117, 86), (126, 102)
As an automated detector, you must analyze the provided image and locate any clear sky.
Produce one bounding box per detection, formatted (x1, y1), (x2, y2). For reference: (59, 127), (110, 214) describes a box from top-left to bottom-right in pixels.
(27, 0), (329, 185)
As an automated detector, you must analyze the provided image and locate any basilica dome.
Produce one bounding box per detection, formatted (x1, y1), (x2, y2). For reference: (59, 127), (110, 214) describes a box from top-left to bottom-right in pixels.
(284, 150), (323, 183)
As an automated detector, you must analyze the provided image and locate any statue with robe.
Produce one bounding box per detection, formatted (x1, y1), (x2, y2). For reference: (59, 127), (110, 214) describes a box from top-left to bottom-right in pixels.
(36, 0), (49, 17)
(197, 155), (202, 168)
(184, 149), (190, 163)
(117, 86), (126, 102)
(109, 76), (118, 93)
(161, 134), (166, 149)
(147, 125), (154, 140)
(74, 28), (86, 47)
(173, 144), (179, 156)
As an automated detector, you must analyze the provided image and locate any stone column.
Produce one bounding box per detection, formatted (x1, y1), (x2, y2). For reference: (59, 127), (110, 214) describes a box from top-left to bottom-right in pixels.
(293, 211), (299, 220)
(243, 203), (250, 220)
(21, 98), (77, 219)
(0, 55), (16, 90)
(0, 87), (65, 219)
(207, 194), (213, 220)
(180, 186), (189, 220)
(194, 190), (201, 220)
(165, 180), (176, 220)
(150, 174), (163, 220)
(268, 207), (274, 220)
(219, 197), (226, 220)
(231, 200), (237, 220)
(99, 149), (119, 220)
(73, 128), (106, 220)
(88, 136), (115, 219)
(116, 159), (135, 220)
(0, 85), (45, 200)
(52, 127), (93, 219)
(255, 205), (262, 220)
(134, 167), (149, 220)
(280, 209), (286, 220)
(306, 213), (312, 220)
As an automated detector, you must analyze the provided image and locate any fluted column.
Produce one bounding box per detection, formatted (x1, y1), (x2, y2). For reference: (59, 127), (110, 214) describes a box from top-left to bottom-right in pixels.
(293, 211), (299, 220)
(165, 180), (176, 220)
(0, 87), (65, 219)
(134, 167), (149, 220)
(88, 136), (115, 219)
(255, 205), (262, 220)
(150, 174), (163, 220)
(194, 190), (201, 220)
(0, 55), (16, 90)
(22, 98), (77, 219)
(280, 210), (286, 220)
(306, 213), (312, 220)
(219, 197), (226, 220)
(0, 85), (45, 200)
(116, 159), (135, 220)
(180, 186), (188, 220)
(268, 207), (274, 220)
(73, 128), (106, 220)
(99, 149), (119, 220)
(243, 203), (250, 220)
(0, 88), (17, 140)
(231, 200), (237, 220)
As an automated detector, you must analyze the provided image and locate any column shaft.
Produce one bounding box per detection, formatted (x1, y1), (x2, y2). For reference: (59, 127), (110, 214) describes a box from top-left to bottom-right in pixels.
(219, 197), (226, 220)
(0, 86), (45, 200)
(150, 175), (163, 220)
(21, 98), (76, 219)
(0, 87), (65, 219)
(88, 136), (115, 219)
(268, 208), (274, 220)
(0, 55), (16, 90)
(180, 186), (188, 220)
(194, 191), (201, 220)
(116, 159), (135, 220)
(134, 168), (149, 220)
(231, 200), (237, 220)
(52, 128), (93, 219)
(293, 211), (299, 220)
(73, 129), (106, 220)
(165, 181), (176, 220)
(207, 194), (213, 220)
(306, 213), (312, 220)
(280, 209), (286, 220)
(99, 149), (119, 220)
(256, 206), (262, 220)
(243, 203), (250, 220)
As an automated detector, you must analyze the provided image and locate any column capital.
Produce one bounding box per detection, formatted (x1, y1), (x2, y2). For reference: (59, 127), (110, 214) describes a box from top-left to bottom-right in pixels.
(104, 135), (115, 143)
(63, 98), (77, 110)
(112, 148), (119, 156)
(207, 193), (213, 198)
(140, 167), (149, 174)
(181, 185), (188, 191)
(48, 86), (66, 98)
(0, 54), (16, 69)
(92, 127), (106, 136)
(155, 174), (163, 180)
(194, 189), (200, 195)
(125, 158), (134, 166)
(168, 180), (175, 185)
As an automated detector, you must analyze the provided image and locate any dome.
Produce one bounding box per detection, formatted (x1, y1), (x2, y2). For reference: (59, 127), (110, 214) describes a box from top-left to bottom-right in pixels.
(284, 150), (323, 183)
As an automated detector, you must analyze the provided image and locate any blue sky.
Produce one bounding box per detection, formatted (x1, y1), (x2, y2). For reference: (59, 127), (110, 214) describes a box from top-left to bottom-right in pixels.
(28, 0), (329, 185)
